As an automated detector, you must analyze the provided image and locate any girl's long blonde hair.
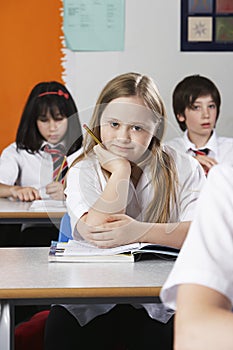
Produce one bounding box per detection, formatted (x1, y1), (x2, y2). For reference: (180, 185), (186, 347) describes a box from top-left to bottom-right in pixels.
(71, 72), (178, 223)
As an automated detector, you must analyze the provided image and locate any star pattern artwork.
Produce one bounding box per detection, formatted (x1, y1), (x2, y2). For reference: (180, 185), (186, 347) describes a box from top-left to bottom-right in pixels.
(181, 0), (233, 51)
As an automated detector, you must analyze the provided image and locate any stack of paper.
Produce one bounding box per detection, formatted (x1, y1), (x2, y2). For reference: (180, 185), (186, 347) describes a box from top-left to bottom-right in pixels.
(29, 200), (66, 212)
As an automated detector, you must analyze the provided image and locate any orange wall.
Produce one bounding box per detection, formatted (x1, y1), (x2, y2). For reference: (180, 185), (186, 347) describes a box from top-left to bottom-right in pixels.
(0, 0), (63, 152)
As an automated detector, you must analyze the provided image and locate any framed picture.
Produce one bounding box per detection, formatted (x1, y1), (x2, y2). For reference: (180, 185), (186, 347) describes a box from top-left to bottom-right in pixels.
(181, 0), (233, 51)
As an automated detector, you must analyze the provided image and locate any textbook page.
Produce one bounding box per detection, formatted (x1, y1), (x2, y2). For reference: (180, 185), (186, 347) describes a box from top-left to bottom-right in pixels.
(29, 199), (66, 212)
(63, 239), (141, 256)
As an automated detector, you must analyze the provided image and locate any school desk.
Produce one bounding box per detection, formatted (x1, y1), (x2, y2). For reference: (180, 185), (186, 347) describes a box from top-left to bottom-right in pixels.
(0, 198), (66, 224)
(0, 247), (174, 350)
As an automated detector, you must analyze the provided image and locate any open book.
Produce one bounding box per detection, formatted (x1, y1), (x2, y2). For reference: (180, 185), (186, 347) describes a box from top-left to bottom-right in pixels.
(48, 239), (179, 263)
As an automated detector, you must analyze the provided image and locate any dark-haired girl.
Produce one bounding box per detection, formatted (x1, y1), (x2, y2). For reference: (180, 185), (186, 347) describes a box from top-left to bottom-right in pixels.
(0, 81), (83, 246)
(0, 81), (83, 201)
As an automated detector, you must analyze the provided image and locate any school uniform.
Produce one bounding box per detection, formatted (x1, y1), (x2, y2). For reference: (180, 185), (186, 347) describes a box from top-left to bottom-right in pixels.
(63, 145), (206, 327)
(0, 142), (81, 196)
(165, 129), (233, 164)
(161, 164), (233, 310)
(0, 142), (82, 246)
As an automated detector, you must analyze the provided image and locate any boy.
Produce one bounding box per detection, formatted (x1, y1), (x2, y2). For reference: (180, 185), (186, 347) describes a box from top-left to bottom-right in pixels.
(166, 75), (233, 174)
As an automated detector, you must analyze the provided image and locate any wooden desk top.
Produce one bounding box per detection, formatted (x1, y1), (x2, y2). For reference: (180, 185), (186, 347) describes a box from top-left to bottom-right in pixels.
(0, 198), (66, 222)
(0, 247), (174, 300)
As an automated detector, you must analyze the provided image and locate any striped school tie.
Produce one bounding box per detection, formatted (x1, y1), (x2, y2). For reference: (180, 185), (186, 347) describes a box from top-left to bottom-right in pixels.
(43, 144), (68, 184)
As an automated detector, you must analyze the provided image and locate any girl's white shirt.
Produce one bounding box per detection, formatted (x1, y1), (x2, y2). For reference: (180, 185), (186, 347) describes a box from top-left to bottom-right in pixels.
(63, 145), (206, 325)
(0, 142), (82, 198)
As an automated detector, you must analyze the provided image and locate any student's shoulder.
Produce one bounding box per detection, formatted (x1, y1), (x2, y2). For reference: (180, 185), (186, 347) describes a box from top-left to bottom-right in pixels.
(70, 151), (100, 170)
(1, 142), (17, 156)
(1, 143), (40, 161)
(164, 136), (184, 148)
(217, 135), (233, 146)
(164, 145), (206, 188)
(164, 144), (202, 171)
(67, 147), (83, 164)
(164, 136), (185, 152)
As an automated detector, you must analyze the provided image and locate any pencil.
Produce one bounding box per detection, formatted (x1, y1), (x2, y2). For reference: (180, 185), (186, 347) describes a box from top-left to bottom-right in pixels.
(83, 124), (104, 148)
(55, 157), (67, 182)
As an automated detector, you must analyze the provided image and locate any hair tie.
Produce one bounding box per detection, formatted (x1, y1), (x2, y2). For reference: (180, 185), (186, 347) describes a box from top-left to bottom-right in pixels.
(38, 89), (69, 99)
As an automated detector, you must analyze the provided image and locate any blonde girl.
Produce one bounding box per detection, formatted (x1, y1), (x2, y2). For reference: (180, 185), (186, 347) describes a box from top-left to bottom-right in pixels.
(45, 72), (205, 350)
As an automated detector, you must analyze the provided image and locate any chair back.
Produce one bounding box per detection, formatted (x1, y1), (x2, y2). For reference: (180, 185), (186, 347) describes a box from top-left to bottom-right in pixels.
(58, 213), (72, 242)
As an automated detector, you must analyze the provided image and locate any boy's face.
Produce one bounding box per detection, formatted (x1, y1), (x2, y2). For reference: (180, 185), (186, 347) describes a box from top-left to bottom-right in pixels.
(178, 95), (217, 140)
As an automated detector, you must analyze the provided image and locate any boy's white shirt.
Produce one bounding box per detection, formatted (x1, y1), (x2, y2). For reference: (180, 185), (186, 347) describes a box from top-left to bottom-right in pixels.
(165, 129), (233, 164)
(160, 163), (233, 310)
(63, 145), (206, 326)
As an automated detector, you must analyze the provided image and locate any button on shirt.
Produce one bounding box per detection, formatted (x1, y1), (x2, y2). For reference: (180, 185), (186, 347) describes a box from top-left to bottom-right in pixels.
(165, 130), (233, 165)
(64, 145), (206, 326)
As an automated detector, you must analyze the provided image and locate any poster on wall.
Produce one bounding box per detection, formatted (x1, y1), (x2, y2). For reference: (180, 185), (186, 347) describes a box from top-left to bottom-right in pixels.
(181, 0), (233, 51)
(63, 0), (125, 51)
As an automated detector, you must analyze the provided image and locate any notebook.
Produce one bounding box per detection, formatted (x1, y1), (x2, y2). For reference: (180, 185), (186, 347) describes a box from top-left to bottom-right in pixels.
(48, 239), (179, 263)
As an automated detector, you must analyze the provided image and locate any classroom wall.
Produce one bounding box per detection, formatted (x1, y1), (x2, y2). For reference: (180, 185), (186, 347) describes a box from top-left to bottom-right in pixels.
(0, 0), (63, 153)
(63, 0), (233, 141)
(1, 0), (233, 154)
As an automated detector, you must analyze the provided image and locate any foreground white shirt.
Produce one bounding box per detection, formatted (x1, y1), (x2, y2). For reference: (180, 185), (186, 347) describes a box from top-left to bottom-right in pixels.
(64, 146), (206, 326)
(161, 164), (233, 310)
(165, 130), (233, 164)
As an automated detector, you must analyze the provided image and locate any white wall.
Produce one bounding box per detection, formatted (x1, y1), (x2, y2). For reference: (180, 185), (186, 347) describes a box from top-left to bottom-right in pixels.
(63, 0), (233, 141)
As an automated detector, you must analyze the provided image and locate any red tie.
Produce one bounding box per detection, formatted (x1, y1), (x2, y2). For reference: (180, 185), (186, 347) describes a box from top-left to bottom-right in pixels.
(191, 148), (209, 156)
(43, 144), (68, 184)
(190, 148), (210, 176)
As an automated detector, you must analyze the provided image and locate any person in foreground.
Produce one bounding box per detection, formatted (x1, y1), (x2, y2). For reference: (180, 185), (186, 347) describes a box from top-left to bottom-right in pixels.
(44, 72), (206, 350)
(166, 74), (233, 175)
(160, 163), (233, 350)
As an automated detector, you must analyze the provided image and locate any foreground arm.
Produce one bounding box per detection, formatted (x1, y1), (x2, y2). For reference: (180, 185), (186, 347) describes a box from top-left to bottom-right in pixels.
(77, 213), (190, 248)
(175, 284), (233, 350)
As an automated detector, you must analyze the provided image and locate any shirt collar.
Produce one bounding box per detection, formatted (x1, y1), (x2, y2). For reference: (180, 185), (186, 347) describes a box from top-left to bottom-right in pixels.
(182, 129), (218, 155)
(41, 141), (66, 150)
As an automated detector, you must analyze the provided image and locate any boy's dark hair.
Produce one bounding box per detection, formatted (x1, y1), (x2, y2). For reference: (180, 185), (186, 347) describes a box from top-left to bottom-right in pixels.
(16, 81), (83, 155)
(172, 75), (221, 131)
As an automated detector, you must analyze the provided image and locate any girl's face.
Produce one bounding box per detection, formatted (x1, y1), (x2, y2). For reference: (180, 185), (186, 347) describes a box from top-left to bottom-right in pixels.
(100, 96), (156, 163)
(178, 95), (217, 140)
(37, 106), (68, 145)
